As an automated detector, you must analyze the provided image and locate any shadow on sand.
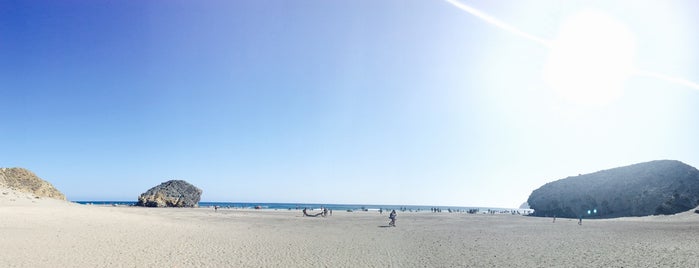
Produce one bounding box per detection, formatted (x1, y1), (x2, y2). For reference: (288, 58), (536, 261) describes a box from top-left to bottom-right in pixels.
(378, 225), (394, 228)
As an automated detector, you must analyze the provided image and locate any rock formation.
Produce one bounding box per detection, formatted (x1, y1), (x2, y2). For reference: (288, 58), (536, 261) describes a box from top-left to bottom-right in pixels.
(527, 160), (699, 218)
(0, 167), (66, 200)
(136, 180), (202, 207)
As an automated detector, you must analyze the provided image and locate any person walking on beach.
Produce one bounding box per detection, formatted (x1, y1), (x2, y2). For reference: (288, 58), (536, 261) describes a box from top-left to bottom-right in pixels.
(389, 210), (397, 227)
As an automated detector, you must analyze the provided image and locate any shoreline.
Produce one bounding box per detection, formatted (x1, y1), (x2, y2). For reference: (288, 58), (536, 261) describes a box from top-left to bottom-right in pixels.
(73, 200), (533, 214)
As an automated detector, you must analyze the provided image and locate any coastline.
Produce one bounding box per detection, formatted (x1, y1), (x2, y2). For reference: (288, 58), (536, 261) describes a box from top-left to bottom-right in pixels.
(73, 201), (532, 214)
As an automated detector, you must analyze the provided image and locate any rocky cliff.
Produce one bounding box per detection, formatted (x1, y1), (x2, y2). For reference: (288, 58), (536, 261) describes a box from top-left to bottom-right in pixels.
(136, 180), (202, 207)
(527, 160), (699, 218)
(0, 167), (66, 200)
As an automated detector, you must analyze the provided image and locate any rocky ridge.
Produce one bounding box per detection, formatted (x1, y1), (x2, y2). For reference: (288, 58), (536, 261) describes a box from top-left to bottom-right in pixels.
(527, 160), (699, 218)
(0, 167), (66, 200)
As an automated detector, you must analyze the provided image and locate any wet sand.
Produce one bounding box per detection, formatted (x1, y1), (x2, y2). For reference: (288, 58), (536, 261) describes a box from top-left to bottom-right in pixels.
(1, 189), (698, 267)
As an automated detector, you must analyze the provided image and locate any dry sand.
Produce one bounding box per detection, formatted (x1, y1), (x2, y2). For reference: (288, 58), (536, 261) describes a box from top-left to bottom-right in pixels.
(1, 189), (698, 267)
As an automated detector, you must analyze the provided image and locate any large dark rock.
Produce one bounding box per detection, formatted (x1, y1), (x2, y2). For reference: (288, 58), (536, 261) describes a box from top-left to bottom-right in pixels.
(527, 160), (699, 218)
(0, 167), (66, 200)
(136, 180), (202, 207)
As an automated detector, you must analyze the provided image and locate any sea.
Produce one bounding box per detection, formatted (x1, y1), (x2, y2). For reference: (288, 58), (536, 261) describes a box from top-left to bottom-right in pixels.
(73, 201), (530, 213)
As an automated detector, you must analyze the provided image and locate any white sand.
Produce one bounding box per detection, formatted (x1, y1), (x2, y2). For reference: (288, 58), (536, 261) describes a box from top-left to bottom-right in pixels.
(1, 189), (698, 267)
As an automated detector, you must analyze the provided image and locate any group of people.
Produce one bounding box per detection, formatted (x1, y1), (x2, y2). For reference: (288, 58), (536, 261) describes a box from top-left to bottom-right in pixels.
(301, 207), (398, 227)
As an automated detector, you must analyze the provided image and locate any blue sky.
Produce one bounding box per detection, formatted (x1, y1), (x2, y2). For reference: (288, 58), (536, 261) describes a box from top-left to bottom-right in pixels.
(2, 0), (699, 208)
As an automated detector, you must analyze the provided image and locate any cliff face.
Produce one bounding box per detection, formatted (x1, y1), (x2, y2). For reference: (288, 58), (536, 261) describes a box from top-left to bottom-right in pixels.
(527, 160), (699, 218)
(0, 168), (66, 200)
(136, 180), (202, 207)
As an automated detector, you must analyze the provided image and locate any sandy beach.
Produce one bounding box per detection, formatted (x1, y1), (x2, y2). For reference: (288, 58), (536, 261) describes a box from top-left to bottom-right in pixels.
(1, 190), (698, 267)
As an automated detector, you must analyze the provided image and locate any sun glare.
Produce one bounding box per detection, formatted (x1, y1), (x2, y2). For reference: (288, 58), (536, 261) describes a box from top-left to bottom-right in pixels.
(543, 9), (637, 106)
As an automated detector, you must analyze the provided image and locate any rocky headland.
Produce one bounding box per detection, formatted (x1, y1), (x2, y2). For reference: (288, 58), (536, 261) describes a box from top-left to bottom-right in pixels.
(528, 160), (699, 218)
(0, 167), (66, 200)
(136, 180), (202, 207)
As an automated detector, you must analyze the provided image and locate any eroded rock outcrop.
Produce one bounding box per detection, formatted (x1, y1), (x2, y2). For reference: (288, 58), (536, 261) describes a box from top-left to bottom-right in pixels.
(528, 160), (699, 218)
(136, 180), (202, 207)
(0, 167), (66, 200)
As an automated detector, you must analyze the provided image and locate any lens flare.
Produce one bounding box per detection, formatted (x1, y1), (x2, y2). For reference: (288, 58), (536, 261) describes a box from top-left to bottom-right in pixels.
(444, 0), (699, 102)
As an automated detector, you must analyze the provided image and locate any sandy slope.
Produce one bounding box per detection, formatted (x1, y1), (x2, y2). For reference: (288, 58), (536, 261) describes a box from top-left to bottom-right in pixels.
(1, 189), (698, 267)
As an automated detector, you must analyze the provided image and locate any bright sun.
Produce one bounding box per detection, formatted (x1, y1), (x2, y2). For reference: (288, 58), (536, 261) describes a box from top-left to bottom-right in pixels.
(543, 9), (637, 106)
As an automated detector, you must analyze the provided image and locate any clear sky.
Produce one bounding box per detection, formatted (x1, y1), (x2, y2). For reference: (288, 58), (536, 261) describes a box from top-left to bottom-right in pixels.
(2, 0), (699, 208)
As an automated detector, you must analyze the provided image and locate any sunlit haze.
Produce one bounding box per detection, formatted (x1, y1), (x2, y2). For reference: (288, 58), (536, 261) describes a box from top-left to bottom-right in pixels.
(543, 9), (636, 106)
(2, 1), (698, 208)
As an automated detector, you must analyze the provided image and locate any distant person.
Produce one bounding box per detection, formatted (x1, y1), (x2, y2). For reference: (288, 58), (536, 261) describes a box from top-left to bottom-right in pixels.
(578, 215), (582, 225)
(303, 208), (308, 217)
(389, 210), (397, 227)
(379, 208), (383, 214)
(553, 215), (556, 223)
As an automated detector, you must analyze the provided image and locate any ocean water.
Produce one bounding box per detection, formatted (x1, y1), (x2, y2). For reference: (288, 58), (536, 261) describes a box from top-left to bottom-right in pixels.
(73, 201), (527, 213)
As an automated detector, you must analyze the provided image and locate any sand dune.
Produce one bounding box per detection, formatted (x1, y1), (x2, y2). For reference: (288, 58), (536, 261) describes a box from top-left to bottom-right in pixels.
(1, 189), (698, 267)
